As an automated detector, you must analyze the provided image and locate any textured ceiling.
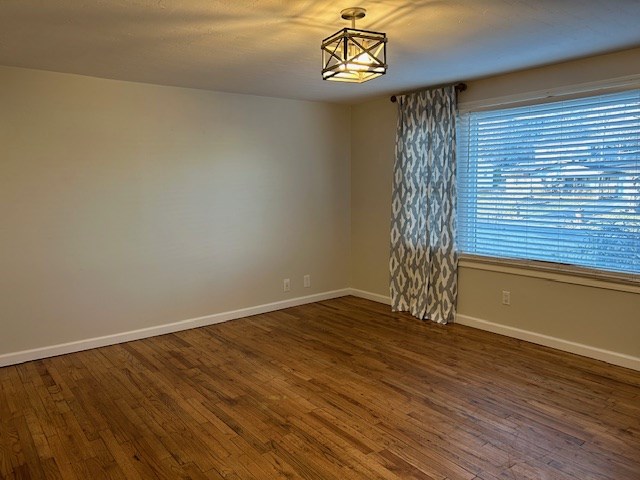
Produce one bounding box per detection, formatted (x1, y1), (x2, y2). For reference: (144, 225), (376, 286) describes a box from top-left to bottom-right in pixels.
(1, 0), (640, 103)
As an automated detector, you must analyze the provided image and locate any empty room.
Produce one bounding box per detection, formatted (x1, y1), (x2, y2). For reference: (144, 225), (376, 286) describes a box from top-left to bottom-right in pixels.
(1, 1), (639, 479)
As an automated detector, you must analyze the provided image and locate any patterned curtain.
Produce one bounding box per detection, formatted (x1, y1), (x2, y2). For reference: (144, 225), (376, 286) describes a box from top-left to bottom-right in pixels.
(389, 87), (458, 324)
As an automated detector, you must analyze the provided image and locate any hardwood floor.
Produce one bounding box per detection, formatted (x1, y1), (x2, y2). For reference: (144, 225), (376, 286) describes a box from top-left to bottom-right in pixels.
(1, 296), (639, 479)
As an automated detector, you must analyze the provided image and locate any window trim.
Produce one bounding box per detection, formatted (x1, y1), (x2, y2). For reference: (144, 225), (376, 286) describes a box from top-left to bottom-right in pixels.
(459, 254), (640, 294)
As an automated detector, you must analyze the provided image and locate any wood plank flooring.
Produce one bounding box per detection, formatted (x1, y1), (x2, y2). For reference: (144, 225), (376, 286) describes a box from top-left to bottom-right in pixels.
(1, 296), (639, 479)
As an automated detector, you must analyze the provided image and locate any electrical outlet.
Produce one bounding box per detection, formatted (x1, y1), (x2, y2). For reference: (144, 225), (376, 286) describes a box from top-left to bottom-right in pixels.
(502, 290), (511, 306)
(283, 278), (290, 292)
(303, 274), (311, 288)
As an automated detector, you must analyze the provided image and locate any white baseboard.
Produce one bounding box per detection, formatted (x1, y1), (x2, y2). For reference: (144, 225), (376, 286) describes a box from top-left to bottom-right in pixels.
(348, 288), (640, 372)
(348, 288), (392, 305)
(456, 314), (640, 371)
(0, 289), (351, 368)
(4, 287), (638, 372)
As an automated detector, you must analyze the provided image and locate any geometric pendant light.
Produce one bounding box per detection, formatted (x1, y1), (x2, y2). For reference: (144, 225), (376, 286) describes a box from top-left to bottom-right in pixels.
(321, 7), (388, 83)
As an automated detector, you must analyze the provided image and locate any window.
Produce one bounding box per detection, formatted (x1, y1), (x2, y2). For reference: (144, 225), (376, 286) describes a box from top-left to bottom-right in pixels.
(457, 89), (640, 276)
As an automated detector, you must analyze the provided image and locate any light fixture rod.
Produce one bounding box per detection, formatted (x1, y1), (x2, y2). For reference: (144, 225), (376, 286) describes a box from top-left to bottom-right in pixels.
(340, 7), (366, 28)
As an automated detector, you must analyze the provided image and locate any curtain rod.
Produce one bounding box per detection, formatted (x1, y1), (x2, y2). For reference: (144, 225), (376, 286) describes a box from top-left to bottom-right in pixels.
(390, 82), (467, 103)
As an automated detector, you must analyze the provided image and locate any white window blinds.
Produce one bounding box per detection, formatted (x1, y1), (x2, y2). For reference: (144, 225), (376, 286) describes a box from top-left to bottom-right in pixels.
(457, 89), (640, 275)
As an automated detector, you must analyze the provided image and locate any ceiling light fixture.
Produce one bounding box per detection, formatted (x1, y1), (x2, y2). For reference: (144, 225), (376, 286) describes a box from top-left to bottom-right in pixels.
(321, 7), (388, 83)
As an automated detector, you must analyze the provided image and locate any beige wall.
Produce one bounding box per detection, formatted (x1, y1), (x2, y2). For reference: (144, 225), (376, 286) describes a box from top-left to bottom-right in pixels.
(350, 97), (396, 293)
(0, 66), (351, 355)
(457, 268), (640, 356)
(350, 47), (640, 358)
(460, 47), (640, 104)
(3, 47), (639, 361)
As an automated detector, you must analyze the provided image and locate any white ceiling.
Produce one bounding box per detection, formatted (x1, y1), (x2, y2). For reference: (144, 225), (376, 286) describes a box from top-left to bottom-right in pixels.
(1, 0), (640, 104)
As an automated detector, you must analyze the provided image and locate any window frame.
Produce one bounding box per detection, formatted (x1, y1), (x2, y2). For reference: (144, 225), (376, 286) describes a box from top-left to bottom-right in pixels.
(456, 77), (640, 289)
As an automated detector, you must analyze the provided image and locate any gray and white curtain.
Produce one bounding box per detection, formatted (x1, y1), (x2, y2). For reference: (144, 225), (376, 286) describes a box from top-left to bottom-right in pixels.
(389, 87), (458, 324)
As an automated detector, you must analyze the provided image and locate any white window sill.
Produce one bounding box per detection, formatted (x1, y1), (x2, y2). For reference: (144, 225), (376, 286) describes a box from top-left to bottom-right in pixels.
(459, 254), (640, 294)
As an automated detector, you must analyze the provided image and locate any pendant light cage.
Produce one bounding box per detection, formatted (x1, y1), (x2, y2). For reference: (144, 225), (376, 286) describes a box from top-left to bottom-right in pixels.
(321, 8), (387, 83)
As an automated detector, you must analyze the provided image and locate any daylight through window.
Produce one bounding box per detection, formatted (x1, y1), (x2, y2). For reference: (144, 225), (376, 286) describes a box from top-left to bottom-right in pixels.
(457, 89), (640, 276)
